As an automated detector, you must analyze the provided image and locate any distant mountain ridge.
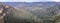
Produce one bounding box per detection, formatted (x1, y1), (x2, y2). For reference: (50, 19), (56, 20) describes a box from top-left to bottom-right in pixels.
(2, 2), (60, 7)
(1, 2), (60, 11)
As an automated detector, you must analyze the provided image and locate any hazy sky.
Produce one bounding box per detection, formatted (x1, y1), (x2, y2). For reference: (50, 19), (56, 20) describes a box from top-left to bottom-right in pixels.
(0, 0), (60, 2)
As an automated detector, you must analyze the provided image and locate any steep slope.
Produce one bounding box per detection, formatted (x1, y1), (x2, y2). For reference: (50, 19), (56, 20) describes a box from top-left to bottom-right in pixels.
(5, 7), (41, 23)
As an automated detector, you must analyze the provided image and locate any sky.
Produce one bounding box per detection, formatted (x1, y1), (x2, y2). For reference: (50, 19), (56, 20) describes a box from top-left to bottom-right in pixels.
(0, 0), (60, 2)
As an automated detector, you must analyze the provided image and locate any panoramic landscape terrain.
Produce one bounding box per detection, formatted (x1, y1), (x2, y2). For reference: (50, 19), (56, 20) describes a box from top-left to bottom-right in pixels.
(0, 2), (60, 23)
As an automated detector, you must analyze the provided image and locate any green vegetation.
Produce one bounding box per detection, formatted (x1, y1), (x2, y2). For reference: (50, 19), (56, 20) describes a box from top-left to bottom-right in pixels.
(5, 8), (41, 23)
(30, 5), (60, 23)
(5, 5), (60, 23)
(0, 3), (60, 23)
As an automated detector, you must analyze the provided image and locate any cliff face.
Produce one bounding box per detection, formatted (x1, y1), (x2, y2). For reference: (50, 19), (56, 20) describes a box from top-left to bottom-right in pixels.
(0, 3), (14, 23)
